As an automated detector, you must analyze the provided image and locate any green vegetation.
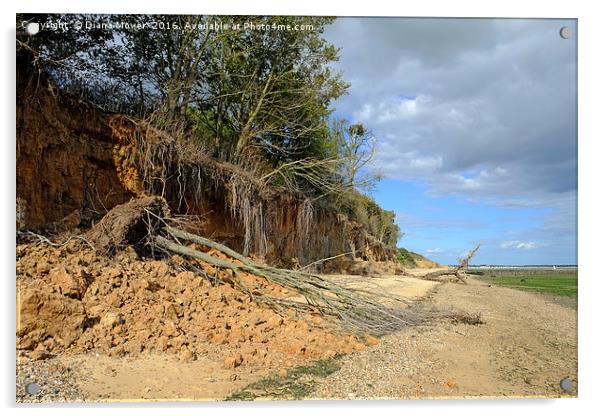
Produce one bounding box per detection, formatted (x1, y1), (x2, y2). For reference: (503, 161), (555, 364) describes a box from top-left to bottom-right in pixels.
(341, 192), (399, 247)
(473, 269), (577, 297)
(226, 355), (342, 401)
(396, 248), (417, 267)
(396, 247), (437, 267)
(17, 14), (400, 249)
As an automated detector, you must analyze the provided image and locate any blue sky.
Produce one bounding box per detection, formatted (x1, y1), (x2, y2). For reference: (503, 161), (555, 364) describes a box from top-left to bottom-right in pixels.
(324, 18), (577, 265)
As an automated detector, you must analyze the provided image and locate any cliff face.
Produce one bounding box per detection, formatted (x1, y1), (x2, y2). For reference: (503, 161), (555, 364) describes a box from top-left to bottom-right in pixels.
(16, 57), (396, 268)
(16, 55), (134, 229)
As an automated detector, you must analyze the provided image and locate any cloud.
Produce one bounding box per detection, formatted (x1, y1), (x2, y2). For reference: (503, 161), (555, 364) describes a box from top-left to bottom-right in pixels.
(325, 18), (577, 205)
(500, 240), (539, 250)
(325, 18), (577, 263)
(425, 247), (442, 254)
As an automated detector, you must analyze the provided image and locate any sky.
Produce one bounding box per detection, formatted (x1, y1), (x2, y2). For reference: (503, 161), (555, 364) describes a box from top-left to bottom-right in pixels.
(324, 18), (577, 265)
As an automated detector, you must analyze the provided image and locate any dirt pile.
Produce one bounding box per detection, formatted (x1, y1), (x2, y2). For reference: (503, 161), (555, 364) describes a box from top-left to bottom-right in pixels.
(16, 238), (369, 369)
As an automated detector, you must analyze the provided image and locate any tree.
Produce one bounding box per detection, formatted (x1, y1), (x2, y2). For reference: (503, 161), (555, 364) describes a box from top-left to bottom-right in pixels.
(330, 119), (381, 192)
(193, 16), (348, 162)
(16, 14), (402, 248)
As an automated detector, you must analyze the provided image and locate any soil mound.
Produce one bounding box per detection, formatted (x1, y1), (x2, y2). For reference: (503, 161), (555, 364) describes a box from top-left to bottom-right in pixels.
(16, 238), (368, 368)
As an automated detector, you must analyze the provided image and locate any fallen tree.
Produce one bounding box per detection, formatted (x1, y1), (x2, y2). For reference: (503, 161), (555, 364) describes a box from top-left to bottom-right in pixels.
(85, 196), (433, 336)
(422, 244), (481, 284)
(82, 196), (487, 335)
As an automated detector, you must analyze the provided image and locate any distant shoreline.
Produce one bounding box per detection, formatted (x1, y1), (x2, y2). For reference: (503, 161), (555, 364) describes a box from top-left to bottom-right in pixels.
(466, 265), (578, 270)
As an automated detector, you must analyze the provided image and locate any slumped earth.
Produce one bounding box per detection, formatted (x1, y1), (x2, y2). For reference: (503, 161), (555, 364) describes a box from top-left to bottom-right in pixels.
(16, 240), (576, 401)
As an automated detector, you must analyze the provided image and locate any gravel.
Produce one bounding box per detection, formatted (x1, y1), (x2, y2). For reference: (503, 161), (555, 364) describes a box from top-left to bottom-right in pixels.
(310, 280), (577, 399)
(16, 354), (86, 403)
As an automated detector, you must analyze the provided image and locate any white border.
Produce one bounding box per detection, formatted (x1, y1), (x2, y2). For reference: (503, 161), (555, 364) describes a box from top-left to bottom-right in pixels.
(3, 1), (600, 416)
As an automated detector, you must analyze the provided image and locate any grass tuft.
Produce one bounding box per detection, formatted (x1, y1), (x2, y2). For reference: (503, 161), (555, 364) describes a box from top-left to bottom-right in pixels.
(474, 269), (577, 298)
(225, 355), (343, 401)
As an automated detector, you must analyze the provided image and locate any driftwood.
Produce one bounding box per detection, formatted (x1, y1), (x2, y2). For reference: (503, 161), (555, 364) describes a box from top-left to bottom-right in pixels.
(423, 244), (481, 284)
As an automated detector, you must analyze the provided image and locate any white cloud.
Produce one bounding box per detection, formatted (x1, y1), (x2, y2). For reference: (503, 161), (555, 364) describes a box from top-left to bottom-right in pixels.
(325, 18), (577, 263)
(425, 248), (442, 254)
(500, 241), (539, 250)
(326, 18), (577, 202)
(410, 155), (443, 170)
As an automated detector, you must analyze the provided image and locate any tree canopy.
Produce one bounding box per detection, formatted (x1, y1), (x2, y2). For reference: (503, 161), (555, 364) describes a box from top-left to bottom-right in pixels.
(17, 13), (400, 247)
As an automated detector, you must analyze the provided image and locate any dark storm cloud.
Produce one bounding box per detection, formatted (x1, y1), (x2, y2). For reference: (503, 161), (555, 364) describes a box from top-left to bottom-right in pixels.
(325, 18), (577, 199)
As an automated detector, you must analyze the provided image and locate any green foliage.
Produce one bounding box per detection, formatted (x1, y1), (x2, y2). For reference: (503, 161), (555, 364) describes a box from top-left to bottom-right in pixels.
(337, 191), (400, 247)
(396, 248), (418, 267)
(226, 355), (342, 401)
(17, 14), (404, 247)
(329, 119), (381, 191)
(475, 270), (577, 298)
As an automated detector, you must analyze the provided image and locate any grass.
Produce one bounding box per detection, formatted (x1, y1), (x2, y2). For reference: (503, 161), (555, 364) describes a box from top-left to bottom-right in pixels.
(225, 355), (342, 401)
(473, 269), (577, 298)
(396, 248), (417, 267)
(397, 247), (438, 268)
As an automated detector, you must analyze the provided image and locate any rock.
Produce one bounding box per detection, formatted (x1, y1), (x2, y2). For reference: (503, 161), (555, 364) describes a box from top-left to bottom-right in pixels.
(223, 353), (243, 369)
(171, 255), (184, 266)
(164, 302), (178, 320)
(125, 340), (143, 354)
(265, 315), (284, 331)
(86, 304), (105, 318)
(278, 368), (287, 378)
(29, 343), (51, 361)
(323, 349), (337, 359)
(16, 229), (369, 367)
(176, 271), (194, 281)
(105, 292), (122, 308)
(104, 267), (122, 279)
(42, 337), (58, 351)
(17, 284), (87, 350)
(212, 332), (227, 345)
(150, 261), (170, 278)
(171, 335), (186, 350)
(364, 335), (380, 346)
(162, 320), (180, 337)
(444, 379), (459, 389)
(179, 346), (194, 362)
(35, 260), (52, 275)
(137, 279), (150, 291)
(48, 266), (87, 299)
(282, 339), (307, 355)
(228, 328), (246, 344)
(240, 347), (258, 365)
(155, 336), (169, 352)
(101, 312), (123, 329)
(108, 345), (125, 356)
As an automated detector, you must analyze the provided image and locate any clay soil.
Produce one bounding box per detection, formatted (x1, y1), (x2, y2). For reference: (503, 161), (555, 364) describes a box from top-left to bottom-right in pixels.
(16, 246), (577, 401)
(16, 238), (376, 402)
